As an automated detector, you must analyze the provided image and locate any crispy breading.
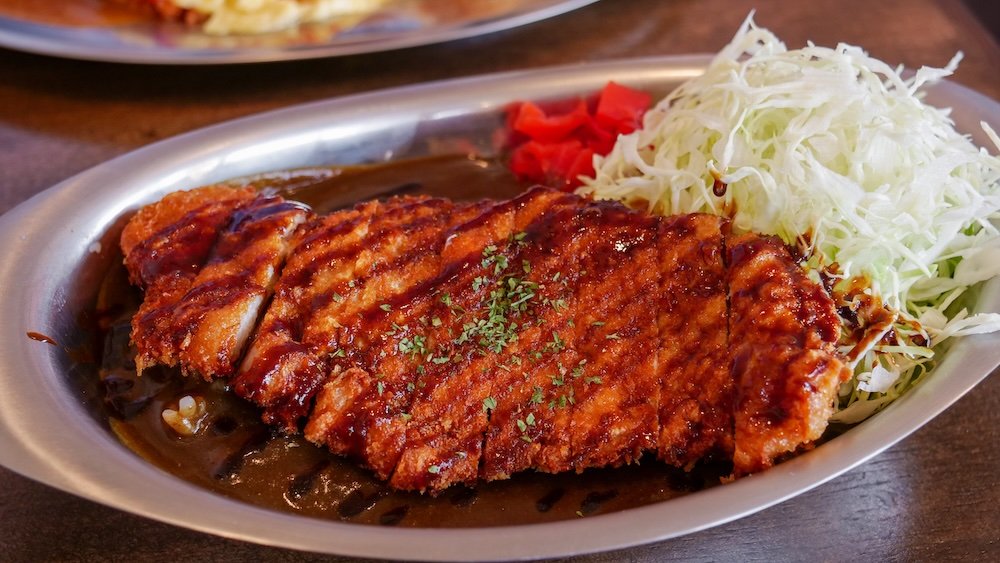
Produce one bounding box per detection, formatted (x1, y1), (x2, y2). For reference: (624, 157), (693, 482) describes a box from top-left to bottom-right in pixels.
(655, 214), (732, 467)
(389, 188), (580, 491)
(124, 186), (850, 492)
(121, 186), (257, 373)
(727, 233), (850, 474)
(172, 196), (310, 379)
(302, 197), (485, 465)
(240, 196), (449, 431)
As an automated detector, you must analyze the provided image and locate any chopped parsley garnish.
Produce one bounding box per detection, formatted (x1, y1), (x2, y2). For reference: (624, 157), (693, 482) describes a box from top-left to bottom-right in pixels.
(605, 332), (621, 340)
(332, 348), (346, 358)
(517, 413), (537, 442)
(585, 376), (603, 385)
(481, 245), (509, 274)
(379, 303), (392, 312)
(492, 255), (509, 274)
(431, 316), (442, 327)
(398, 334), (428, 358)
(376, 381), (385, 394)
(544, 331), (565, 353)
(482, 396), (497, 413)
(591, 321), (605, 327)
(431, 356), (451, 365)
(428, 464), (441, 474)
(531, 386), (544, 404)
(522, 260), (532, 274)
(331, 292), (344, 303)
(454, 276), (537, 353)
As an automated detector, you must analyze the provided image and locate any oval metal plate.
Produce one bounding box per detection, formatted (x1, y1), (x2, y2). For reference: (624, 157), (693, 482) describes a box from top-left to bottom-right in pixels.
(0, 56), (997, 560)
(0, 0), (599, 64)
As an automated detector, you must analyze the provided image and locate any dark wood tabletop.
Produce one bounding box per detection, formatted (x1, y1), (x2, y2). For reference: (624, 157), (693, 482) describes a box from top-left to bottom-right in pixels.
(1, 0), (998, 561)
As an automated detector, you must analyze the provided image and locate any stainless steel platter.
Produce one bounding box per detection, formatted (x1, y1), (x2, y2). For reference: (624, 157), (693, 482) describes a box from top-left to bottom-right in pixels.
(0, 0), (599, 64)
(0, 56), (997, 561)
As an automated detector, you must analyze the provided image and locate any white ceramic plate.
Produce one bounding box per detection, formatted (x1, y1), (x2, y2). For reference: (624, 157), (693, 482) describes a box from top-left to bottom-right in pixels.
(0, 56), (997, 561)
(0, 0), (599, 64)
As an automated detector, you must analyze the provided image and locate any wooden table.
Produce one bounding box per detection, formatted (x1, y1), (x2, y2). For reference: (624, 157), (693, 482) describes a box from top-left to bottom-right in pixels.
(1, 0), (998, 560)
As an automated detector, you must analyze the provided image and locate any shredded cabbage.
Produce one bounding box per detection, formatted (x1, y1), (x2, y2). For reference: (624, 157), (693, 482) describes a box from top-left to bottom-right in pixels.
(579, 14), (1000, 423)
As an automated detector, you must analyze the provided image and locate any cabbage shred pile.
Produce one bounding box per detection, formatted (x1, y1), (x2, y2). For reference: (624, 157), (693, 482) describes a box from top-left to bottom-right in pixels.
(579, 15), (1000, 423)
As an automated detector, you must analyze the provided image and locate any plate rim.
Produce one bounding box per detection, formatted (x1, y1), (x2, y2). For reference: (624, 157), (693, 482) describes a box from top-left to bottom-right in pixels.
(0, 54), (997, 561)
(0, 0), (601, 65)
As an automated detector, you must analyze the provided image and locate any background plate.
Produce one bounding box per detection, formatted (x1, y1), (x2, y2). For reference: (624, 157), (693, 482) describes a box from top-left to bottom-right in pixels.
(0, 0), (599, 64)
(0, 56), (997, 561)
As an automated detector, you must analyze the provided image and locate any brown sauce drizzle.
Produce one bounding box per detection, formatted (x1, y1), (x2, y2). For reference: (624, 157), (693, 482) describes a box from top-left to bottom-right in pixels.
(91, 154), (725, 528)
(712, 177), (728, 197)
(26, 331), (58, 345)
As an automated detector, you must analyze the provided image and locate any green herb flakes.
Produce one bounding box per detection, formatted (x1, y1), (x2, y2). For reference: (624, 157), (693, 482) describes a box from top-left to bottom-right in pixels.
(526, 387), (542, 405)
(482, 396), (497, 413)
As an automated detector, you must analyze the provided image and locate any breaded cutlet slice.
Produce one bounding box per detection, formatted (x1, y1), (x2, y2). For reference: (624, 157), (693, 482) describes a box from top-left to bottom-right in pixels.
(236, 196), (447, 430)
(562, 200), (661, 472)
(303, 200), (496, 475)
(655, 214), (733, 467)
(385, 187), (576, 491)
(727, 233), (851, 474)
(306, 190), (556, 483)
(478, 196), (615, 483)
(121, 185), (257, 374)
(171, 196), (311, 379)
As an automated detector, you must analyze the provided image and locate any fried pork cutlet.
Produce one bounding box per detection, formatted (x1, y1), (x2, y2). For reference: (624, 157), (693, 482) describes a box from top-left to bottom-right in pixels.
(122, 185), (848, 493)
(727, 233), (851, 474)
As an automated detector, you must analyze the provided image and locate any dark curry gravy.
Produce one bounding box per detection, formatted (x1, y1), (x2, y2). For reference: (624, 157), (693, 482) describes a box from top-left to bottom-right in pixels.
(93, 154), (727, 528)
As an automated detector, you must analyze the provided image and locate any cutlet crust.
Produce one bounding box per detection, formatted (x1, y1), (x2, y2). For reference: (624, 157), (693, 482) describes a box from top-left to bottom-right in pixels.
(124, 186), (849, 491)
